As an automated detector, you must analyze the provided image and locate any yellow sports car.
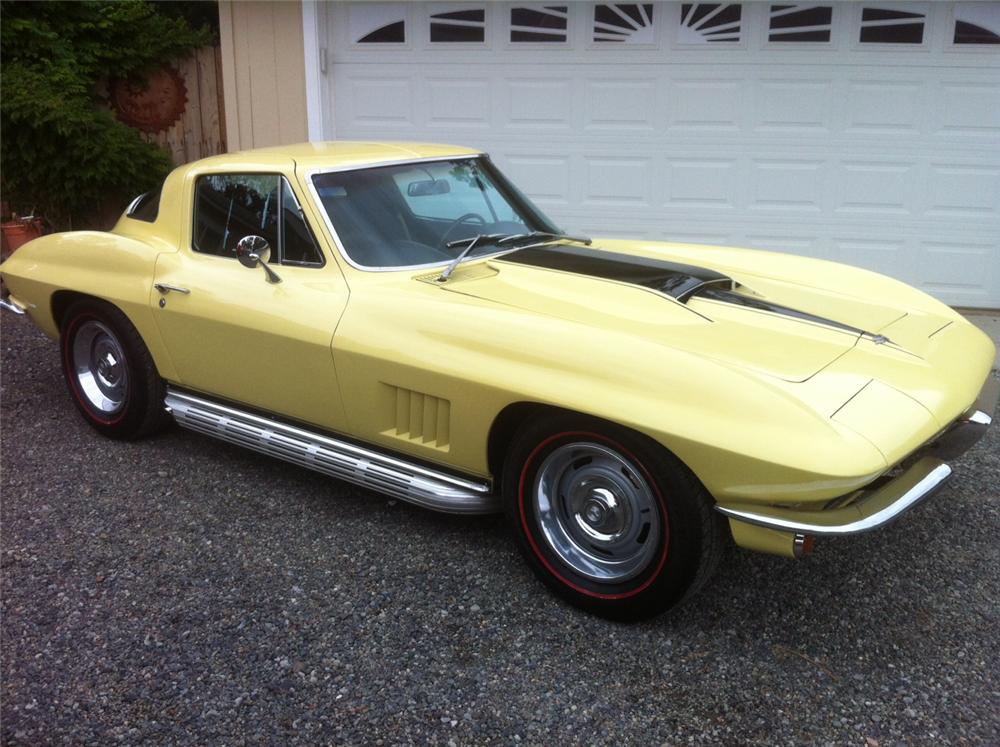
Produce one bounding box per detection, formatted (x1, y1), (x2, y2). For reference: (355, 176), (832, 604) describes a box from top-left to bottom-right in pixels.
(1, 142), (995, 620)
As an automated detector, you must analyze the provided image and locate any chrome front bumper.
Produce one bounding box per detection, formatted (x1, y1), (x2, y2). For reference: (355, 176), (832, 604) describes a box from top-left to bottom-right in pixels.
(717, 375), (998, 537)
(0, 288), (26, 315)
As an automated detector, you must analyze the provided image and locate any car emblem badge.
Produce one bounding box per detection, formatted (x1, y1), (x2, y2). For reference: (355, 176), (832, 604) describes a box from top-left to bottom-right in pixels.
(871, 334), (889, 345)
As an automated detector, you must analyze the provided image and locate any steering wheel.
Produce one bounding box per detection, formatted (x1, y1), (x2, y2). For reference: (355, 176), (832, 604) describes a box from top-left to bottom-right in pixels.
(439, 212), (487, 248)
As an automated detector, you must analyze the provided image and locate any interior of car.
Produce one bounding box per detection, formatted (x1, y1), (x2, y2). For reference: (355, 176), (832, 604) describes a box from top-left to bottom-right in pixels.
(314, 159), (533, 268)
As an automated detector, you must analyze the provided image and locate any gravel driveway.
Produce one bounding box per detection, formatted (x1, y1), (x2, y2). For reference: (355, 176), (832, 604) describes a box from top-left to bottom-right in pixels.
(2, 314), (998, 746)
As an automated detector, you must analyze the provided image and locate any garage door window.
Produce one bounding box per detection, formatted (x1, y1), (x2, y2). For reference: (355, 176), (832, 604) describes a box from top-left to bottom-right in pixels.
(678, 4), (743, 44)
(859, 6), (926, 44)
(593, 4), (655, 44)
(350, 3), (406, 43)
(510, 6), (568, 42)
(430, 8), (486, 42)
(768, 5), (833, 42)
(953, 3), (1000, 43)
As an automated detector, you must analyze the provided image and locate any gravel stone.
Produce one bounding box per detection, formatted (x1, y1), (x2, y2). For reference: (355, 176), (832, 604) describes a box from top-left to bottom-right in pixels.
(2, 315), (998, 745)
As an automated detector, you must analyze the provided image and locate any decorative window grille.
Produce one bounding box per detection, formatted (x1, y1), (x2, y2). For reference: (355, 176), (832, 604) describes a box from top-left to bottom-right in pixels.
(677, 4), (744, 44)
(593, 4), (655, 44)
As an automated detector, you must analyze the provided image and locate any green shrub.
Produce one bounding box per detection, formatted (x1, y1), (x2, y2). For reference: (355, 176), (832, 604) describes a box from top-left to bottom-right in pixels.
(1, 1), (211, 228)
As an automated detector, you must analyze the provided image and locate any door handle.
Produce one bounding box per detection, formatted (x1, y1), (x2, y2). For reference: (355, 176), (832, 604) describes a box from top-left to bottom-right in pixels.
(154, 283), (190, 295)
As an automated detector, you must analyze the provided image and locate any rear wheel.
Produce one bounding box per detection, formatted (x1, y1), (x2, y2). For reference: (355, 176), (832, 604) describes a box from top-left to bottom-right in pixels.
(503, 413), (725, 621)
(60, 299), (170, 440)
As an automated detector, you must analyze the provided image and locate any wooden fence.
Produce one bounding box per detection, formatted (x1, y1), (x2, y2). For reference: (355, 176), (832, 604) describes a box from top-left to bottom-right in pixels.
(141, 46), (227, 165)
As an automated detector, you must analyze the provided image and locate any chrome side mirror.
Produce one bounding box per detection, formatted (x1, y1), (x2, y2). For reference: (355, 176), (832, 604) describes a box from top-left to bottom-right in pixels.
(235, 235), (282, 284)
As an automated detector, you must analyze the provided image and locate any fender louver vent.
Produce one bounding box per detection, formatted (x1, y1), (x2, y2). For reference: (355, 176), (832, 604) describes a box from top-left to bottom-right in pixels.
(383, 385), (451, 451)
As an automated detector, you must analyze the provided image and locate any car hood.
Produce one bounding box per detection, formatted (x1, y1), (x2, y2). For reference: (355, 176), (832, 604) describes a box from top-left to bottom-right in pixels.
(433, 240), (942, 383)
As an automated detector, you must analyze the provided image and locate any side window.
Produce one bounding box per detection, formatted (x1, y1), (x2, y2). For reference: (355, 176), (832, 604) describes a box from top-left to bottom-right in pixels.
(126, 185), (162, 222)
(280, 179), (324, 266)
(193, 174), (280, 258)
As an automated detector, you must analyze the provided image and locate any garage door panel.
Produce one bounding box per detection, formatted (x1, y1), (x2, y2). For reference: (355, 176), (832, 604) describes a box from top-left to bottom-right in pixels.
(920, 240), (997, 304)
(753, 79), (835, 133)
(667, 77), (744, 132)
(583, 79), (657, 131)
(343, 77), (415, 127)
(326, 2), (1000, 306)
(844, 80), (925, 135)
(504, 77), (574, 129)
(582, 157), (653, 208)
(925, 164), (1000, 219)
(748, 159), (827, 213)
(501, 154), (572, 207)
(663, 158), (738, 210)
(425, 77), (492, 129)
(931, 81), (1000, 138)
(835, 161), (917, 216)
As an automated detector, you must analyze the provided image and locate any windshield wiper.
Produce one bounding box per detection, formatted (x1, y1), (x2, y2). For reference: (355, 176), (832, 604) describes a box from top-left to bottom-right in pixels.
(438, 233), (509, 282)
(437, 230), (593, 282)
(497, 231), (592, 248)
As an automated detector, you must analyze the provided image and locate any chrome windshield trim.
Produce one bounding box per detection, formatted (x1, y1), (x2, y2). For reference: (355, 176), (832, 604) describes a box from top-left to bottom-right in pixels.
(304, 155), (496, 274)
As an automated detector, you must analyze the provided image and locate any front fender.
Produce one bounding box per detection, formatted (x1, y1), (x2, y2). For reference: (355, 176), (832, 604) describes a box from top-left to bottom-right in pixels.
(334, 281), (887, 504)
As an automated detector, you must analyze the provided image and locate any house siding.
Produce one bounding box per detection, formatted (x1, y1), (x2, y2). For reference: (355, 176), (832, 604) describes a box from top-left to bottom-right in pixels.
(218, 0), (308, 151)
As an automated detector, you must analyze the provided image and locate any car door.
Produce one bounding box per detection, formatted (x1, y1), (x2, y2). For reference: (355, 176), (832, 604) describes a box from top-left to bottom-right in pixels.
(151, 171), (350, 433)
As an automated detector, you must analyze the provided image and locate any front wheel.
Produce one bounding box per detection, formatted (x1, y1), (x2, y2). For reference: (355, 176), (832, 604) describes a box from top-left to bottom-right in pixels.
(503, 414), (725, 621)
(60, 299), (170, 440)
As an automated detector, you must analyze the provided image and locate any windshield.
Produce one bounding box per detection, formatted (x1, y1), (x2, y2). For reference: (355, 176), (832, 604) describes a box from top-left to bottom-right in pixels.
(311, 157), (560, 269)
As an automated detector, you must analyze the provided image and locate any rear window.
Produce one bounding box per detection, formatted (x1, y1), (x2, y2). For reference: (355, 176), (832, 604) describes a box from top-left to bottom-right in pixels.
(127, 187), (162, 223)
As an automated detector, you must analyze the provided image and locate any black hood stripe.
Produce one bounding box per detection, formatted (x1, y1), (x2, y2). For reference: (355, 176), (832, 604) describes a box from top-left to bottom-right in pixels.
(497, 244), (733, 302)
(497, 243), (892, 343)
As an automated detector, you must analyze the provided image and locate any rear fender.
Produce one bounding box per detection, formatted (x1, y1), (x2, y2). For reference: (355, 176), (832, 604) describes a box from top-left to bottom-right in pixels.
(0, 231), (179, 381)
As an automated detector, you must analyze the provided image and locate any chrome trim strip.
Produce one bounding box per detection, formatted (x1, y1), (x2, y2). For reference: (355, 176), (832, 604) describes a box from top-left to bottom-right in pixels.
(125, 193), (145, 216)
(716, 462), (952, 536)
(0, 297), (26, 315)
(164, 389), (498, 514)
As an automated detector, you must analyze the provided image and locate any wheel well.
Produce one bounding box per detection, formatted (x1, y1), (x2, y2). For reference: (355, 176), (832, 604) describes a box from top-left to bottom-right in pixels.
(487, 402), (575, 491)
(487, 403), (711, 501)
(51, 290), (97, 331)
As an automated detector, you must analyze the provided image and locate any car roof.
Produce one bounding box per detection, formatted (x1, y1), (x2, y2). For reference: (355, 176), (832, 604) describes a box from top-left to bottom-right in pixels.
(188, 141), (483, 172)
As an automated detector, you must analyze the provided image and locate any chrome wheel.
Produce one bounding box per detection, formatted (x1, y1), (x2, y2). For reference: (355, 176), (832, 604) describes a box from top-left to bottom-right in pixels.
(71, 320), (129, 415)
(532, 442), (662, 583)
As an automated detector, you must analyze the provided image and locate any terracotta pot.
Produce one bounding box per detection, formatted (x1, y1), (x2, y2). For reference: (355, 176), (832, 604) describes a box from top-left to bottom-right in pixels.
(1, 218), (44, 259)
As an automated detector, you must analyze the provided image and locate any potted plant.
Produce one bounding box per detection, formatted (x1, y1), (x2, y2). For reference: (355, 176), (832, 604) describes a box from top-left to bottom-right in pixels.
(0, 202), (46, 260)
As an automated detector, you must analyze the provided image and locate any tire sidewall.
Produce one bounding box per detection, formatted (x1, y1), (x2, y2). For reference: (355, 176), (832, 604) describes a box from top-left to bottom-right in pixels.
(504, 414), (706, 620)
(60, 303), (148, 438)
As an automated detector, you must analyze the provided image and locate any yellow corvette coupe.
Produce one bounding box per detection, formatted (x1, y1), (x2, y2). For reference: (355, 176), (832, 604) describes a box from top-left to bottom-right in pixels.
(1, 142), (996, 620)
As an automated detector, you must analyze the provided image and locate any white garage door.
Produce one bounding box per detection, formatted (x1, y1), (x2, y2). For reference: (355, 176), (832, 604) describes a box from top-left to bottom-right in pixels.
(320, 2), (1000, 307)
